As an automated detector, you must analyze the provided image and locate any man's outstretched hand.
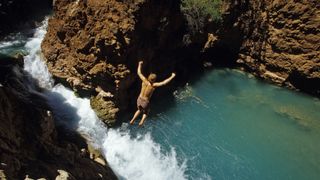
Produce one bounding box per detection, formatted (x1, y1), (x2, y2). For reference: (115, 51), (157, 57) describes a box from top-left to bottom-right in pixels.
(172, 72), (176, 77)
(139, 61), (143, 65)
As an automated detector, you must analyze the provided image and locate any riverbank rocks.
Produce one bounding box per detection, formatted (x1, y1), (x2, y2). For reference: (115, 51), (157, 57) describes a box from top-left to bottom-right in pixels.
(238, 0), (319, 95)
(0, 56), (117, 179)
(206, 0), (320, 96)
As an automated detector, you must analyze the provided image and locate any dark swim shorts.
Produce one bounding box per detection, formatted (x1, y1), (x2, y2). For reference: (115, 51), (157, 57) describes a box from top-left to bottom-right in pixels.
(137, 96), (150, 113)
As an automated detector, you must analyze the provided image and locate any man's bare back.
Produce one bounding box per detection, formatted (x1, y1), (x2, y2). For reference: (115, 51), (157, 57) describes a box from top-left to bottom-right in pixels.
(139, 81), (155, 100)
(130, 61), (175, 126)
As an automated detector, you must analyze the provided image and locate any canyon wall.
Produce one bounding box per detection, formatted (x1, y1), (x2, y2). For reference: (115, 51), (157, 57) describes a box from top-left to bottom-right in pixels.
(199, 0), (320, 97)
(41, 0), (320, 125)
(237, 0), (320, 95)
(42, 0), (201, 125)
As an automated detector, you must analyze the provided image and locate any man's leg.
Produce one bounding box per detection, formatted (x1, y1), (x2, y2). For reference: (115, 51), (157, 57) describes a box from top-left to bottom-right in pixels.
(130, 109), (141, 124)
(138, 114), (147, 126)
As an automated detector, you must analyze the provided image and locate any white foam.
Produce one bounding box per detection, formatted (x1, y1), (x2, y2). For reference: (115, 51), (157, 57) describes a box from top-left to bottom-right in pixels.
(23, 17), (54, 89)
(0, 40), (22, 49)
(21, 17), (187, 180)
(0, 32), (25, 49)
(104, 128), (187, 180)
(47, 84), (187, 180)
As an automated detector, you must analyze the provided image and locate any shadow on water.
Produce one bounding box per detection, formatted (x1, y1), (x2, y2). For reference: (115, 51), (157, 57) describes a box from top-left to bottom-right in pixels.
(148, 68), (235, 115)
(120, 93), (177, 128)
(121, 76), (196, 126)
(121, 65), (219, 126)
(45, 90), (82, 130)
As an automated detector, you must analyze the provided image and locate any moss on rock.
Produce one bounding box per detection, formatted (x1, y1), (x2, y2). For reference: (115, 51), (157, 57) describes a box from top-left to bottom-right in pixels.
(90, 95), (119, 126)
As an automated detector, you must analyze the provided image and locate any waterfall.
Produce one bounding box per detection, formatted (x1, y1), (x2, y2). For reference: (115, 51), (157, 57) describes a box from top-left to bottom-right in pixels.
(22, 17), (187, 180)
(23, 18), (54, 89)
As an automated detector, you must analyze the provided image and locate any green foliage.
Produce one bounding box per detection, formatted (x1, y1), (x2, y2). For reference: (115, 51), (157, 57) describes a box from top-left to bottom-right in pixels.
(181, 0), (222, 34)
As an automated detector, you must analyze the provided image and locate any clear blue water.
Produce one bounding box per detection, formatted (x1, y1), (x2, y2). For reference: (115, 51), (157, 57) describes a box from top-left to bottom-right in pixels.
(129, 69), (320, 180)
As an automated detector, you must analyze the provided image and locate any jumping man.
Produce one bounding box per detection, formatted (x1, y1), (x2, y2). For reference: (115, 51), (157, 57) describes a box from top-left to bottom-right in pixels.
(130, 61), (176, 126)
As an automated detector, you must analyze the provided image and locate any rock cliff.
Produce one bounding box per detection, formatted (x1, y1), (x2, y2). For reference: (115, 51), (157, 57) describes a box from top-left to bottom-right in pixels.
(206, 0), (320, 95)
(238, 0), (320, 96)
(42, 0), (200, 125)
(41, 0), (320, 125)
(0, 56), (116, 179)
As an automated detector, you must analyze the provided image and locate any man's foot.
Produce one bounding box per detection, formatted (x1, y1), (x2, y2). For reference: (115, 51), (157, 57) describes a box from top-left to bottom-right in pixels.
(130, 120), (135, 125)
(138, 114), (147, 127)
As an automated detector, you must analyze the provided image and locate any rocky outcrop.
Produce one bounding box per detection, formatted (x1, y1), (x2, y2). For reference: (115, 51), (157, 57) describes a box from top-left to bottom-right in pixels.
(42, 0), (320, 127)
(205, 0), (320, 96)
(0, 0), (52, 38)
(0, 56), (117, 179)
(42, 0), (200, 125)
(236, 0), (320, 95)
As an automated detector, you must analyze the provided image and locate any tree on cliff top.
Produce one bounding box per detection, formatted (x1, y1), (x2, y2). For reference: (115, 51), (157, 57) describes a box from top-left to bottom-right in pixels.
(181, 0), (222, 34)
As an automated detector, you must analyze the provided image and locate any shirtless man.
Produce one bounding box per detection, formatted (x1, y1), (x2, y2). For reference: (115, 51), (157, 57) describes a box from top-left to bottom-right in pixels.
(130, 61), (176, 126)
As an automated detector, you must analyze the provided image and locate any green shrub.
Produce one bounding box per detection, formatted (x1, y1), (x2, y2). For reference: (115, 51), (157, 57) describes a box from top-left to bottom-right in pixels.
(181, 0), (222, 34)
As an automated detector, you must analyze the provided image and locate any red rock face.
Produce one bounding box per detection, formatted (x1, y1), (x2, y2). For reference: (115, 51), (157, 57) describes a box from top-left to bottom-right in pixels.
(42, 0), (146, 125)
(234, 0), (320, 95)
(200, 0), (319, 96)
(41, 0), (320, 125)
(42, 0), (191, 125)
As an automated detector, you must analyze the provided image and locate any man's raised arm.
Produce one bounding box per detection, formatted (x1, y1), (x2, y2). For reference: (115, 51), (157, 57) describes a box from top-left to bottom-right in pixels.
(153, 73), (176, 87)
(137, 61), (147, 82)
